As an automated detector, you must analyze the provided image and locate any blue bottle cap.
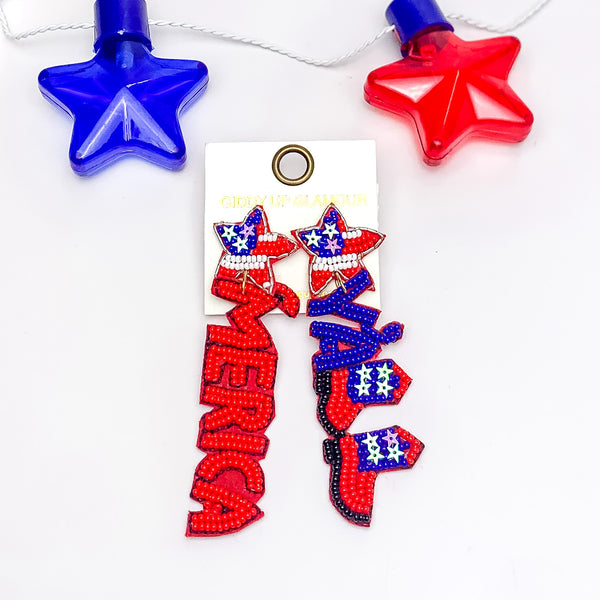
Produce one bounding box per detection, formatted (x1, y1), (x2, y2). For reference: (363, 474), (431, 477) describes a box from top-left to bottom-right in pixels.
(94, 0), (152, 52)
(385, 0), (453, 45)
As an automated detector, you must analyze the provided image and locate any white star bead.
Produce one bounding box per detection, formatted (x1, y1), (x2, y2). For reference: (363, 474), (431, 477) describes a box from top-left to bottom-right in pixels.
(367, 446), (385, 465)
(354, 380), (371, 397)
(376, 380), (394, 397)
(376, 363), (394, 381)
(222, 225), (237, 242)
(305, 230), (322, 247)
(356, 363), (373, 382)
(323, 222), (338, 239)
(232, 236), (249, 252)
(387, 444), (405, 463)
(361, 432), (379, 449)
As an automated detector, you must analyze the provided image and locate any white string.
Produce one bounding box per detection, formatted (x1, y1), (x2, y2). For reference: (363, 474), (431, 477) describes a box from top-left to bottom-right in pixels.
(447, 0), (553, 34)
(150, 20), (396, 67)
(0, 1), (553, 66)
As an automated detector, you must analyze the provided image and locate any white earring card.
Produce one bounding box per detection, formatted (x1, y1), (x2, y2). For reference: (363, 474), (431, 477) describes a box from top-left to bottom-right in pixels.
(204, 140), (381, 315)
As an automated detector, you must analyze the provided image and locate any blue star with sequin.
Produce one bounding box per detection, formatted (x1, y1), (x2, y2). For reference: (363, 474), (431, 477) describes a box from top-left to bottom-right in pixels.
(38, 0), (208, 175)
(355, 428), (411, 471)
(347, 360), (401, 404)
(216, 209), (261, 256)
(298, 212), (345, 258)
(293, 204), (385, 296)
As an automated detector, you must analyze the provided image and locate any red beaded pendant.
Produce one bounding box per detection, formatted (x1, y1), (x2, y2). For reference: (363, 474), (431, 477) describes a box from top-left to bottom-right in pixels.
(186, 209), (299, 537)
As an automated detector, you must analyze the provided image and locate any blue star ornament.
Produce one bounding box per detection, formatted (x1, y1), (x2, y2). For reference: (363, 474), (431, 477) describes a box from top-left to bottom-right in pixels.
(38, 0), (209, 175)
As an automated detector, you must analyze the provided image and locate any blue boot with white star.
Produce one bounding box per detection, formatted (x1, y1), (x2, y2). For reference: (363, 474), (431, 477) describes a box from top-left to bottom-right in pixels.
(323, 426), (423, 526)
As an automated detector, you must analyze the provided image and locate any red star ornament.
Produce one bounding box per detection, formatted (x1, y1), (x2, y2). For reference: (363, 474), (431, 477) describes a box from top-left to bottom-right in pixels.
(292, 204), (384, 297)
(214, 206), (297, 291)
(365, 30), (534, 165)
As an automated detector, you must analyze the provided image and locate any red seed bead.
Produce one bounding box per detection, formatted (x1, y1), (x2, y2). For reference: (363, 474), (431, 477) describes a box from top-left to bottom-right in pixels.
(186, 275), (299, 537)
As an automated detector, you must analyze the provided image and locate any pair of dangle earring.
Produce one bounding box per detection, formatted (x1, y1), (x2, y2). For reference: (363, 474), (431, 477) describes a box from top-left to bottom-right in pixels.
(187, 203), (423, 536)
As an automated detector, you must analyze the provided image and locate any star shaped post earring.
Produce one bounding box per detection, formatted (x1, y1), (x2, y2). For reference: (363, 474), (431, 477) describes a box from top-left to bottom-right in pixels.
(214, 207), (298, 292)
(38, 0), (209, 175)
(292, 204), (384, 297)
(364, 0), (534, 165)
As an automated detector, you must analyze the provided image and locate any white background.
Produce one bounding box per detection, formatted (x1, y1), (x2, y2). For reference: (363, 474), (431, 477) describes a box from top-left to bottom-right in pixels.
(0, 0), (598, 598)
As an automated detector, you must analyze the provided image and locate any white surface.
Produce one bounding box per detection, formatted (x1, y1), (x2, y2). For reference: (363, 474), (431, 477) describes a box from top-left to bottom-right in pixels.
(204, 140), (380, 314)
(0, 1), (598, 599)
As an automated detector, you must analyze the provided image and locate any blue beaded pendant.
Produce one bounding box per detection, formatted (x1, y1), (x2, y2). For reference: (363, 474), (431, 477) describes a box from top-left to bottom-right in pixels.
(294, 206), (424, 526)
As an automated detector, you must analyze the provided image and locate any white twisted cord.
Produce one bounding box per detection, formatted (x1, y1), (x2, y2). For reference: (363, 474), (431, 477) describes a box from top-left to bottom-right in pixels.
(2, 21), (93, 40)
(0, 1), (553, 65)
(447, 0), (553, 33)
(0, 5), (394, 65)
(0, 4), (93, 40)
(150, 20), (395, 67)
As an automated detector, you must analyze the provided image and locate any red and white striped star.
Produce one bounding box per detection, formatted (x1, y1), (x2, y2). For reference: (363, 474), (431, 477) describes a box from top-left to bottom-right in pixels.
(214, 207), (297, 291)
(292, 204), (384, 296)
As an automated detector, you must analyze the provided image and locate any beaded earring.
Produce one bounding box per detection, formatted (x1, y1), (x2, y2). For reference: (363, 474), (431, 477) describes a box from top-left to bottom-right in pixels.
(186, 206), (299, 537)
(292, 204), (423, 526)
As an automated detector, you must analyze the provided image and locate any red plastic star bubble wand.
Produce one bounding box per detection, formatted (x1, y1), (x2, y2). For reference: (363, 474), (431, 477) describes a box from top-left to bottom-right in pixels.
(365, 0), (534, 165)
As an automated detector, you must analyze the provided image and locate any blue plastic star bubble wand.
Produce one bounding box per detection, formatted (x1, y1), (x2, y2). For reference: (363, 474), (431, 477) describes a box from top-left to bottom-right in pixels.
(38, 0), (209, 176)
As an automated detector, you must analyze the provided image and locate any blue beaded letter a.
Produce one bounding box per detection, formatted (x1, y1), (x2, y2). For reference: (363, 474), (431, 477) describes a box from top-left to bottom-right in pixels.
(309, 271), (404, 372)
(38, 0), (209, 175)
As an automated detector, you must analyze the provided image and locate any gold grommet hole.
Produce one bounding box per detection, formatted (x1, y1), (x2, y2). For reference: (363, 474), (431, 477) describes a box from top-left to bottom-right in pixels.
(272, 144), (314, 186)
